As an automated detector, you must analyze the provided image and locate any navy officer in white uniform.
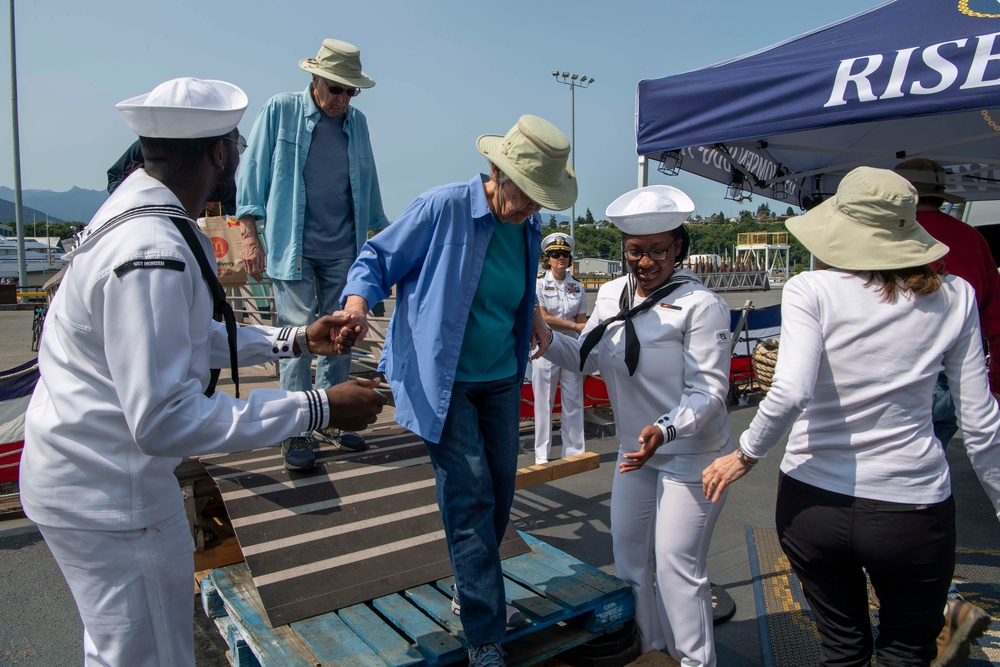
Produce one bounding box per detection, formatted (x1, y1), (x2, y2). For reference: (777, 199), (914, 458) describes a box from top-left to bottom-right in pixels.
(18, 77), (386, 667)
(541, 186), (733, 665)
(532, 233), (588, 464)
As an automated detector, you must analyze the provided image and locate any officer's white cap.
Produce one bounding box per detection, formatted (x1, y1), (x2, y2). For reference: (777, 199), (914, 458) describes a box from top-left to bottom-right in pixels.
(116, 77), (248, 139)
(605, 185), (694, 235)
(542, 233), (574, 254)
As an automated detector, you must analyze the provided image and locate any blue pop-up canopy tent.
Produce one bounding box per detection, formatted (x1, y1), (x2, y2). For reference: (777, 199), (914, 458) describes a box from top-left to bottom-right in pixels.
(636, 0), (1000, 207)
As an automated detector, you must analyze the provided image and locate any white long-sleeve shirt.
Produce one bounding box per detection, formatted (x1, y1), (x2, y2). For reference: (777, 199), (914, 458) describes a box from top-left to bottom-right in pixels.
(741, 269), (1000, 514)
(20, 170), (330, 531)
(544, 270), (734, 476)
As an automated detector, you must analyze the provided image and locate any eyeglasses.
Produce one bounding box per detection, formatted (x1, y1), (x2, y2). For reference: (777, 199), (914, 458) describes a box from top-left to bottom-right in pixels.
(548, 251), (571, 259)
(324, 83), (361, 97)
(624, 243), (675, 262)
(224, 134), (247, 155)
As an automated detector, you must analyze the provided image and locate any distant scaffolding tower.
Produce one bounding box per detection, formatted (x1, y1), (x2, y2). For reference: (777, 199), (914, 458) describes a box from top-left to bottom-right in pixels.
(736, 232), (790, 282)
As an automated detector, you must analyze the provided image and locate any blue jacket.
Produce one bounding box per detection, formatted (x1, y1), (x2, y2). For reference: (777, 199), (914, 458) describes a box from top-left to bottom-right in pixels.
(342, 174), (541, 443)
(236, 86), (390, 280)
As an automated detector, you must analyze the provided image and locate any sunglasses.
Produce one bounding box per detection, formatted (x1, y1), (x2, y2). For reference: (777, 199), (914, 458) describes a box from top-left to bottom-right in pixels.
(224, 134), (247, 155)
(548, 251), (571, 259)
(324, 83), (361, 98)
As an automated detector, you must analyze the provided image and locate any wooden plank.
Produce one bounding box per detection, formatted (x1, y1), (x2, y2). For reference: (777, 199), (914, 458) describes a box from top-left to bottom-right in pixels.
(404, 584), (465, 637)
(290, 612), (386, 667)
(194, 536), (245, 572)
(200, 574), (226, 619)
(338, 603), (424, 666)
(209, 565), (324, 666)
(515, 452), (600, 490)
(501, 555), (604, 611)
(373, 593), (464, 663)
(520, 533), (628, 597)
(504, 577), (564, 622)
(213, 615), (258, 667)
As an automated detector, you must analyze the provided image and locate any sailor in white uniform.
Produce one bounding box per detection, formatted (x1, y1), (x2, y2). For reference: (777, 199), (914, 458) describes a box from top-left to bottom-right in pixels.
(532, 233), (588, 464)
(18, 78), (385, 667)
(541, 186), (733, 666)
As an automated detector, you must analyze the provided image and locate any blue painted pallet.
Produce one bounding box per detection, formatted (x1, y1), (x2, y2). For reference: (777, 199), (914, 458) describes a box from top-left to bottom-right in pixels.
(201, 532), (634, 667)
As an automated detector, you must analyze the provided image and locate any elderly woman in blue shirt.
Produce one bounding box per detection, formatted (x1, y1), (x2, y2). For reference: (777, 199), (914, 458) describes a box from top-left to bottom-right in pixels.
(338, 115), (577, 667)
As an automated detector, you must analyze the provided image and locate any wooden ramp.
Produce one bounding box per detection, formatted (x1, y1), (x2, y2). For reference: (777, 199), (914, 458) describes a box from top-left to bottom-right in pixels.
(199, 428), (531, 627)
(200, 532), (635, 667)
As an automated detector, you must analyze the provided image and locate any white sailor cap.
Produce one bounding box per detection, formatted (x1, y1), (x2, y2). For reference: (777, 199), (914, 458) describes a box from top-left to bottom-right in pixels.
(605, 185), (694, 235)
(116, 77), (248, 139)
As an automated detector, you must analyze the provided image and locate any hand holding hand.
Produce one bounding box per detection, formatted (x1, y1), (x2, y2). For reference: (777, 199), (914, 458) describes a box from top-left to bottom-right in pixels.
(324, 378), (388, 432)
(619, 424), (664, 474)
(335, 296), (370, 355)
(305, 313), (354, 356)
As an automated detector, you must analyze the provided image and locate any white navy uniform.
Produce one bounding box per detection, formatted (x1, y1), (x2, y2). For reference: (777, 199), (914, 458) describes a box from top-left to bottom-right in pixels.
(544, 268), (734, 666)
(20, 170), (331, 667)
(532, 269), (588, 463)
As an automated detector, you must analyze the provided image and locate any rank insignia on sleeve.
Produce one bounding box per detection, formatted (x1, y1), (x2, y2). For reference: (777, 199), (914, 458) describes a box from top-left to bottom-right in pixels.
(114, 258), (186, 278)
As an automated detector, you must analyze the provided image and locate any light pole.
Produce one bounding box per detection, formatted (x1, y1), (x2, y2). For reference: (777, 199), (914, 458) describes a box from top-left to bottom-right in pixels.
(552, 70), (594, 239)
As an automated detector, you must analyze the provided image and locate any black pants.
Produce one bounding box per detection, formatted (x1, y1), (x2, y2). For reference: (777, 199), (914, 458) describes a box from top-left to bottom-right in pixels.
(775, 473), (955, 667)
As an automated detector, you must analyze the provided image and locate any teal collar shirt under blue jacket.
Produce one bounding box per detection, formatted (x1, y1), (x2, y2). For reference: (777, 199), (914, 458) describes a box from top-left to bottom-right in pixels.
(341, 174), (541, 444)
(236, 86), (390, 281)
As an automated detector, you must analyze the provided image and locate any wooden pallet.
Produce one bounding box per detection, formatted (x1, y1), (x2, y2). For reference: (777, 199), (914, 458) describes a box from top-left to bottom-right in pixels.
(200, 532), (634, 667)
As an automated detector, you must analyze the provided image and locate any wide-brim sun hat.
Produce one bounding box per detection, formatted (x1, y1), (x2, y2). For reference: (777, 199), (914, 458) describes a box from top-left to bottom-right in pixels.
(299, 39), (375, 89)
(476, 115), (578, 211)
(893, 157), (965, 204)
(786, 166), (948, 271)
(116, 77), (247, 139)
(542, 232), (574, 254)
(605, 185), (694, 235)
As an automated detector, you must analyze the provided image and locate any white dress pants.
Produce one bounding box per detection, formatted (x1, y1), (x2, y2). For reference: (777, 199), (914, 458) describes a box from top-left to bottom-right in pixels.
(610, 458), (726, 666)
(38, 509), (196, 667)
(531, 356), (586, 464)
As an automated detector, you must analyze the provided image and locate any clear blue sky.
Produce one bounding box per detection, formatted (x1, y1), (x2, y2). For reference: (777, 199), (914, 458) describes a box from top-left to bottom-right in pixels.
(0, 0), (883, 220)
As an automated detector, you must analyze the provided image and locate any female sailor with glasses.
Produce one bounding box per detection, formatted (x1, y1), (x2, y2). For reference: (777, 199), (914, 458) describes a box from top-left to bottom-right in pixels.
(540, 185), (734, 666)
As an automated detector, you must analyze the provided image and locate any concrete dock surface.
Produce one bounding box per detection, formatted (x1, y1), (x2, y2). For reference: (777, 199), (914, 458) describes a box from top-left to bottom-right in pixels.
(2, 286), (997, 666)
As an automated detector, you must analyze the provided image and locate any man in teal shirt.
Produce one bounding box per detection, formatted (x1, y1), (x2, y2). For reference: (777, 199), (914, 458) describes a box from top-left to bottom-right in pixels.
(237, 38), (390, 470)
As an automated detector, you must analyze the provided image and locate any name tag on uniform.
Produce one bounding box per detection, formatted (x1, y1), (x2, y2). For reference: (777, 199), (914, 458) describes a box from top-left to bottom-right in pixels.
(544, 285), (556, 291)
(659, 303), (682, 311)
(114, 258), (186, 278)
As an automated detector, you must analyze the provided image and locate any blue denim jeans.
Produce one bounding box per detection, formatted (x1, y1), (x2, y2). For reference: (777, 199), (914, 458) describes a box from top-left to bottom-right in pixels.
(424, 373), (521, 646)
(272, 256), (354, 394)
(933, 372), (958, 449)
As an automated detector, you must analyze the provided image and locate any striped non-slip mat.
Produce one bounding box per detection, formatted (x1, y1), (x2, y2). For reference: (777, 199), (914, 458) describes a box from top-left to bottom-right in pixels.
(200, 428), (528, 627)
(747, 525), (1000, 666)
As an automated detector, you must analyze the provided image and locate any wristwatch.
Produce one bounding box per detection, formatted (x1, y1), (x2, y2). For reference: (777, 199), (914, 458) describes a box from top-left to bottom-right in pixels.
(736, 448), (759, 469)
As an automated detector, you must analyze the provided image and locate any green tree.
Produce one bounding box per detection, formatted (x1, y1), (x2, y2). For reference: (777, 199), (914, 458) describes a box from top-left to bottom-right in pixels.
(785, 206), (795, 216)
(584, 208), (595, 225)
(756, 202), (772, 218)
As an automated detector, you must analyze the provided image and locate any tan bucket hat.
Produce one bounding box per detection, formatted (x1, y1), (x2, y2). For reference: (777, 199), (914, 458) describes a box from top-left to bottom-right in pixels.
(893, 157), (965, 204)
(299, 39), (375, 89)
(786, 167), (948, 271)
(477, 115), (578, 211)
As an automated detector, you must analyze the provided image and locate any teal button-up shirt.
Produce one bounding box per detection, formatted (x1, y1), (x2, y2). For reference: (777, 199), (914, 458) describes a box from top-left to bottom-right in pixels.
(236, 86), (390, 281)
